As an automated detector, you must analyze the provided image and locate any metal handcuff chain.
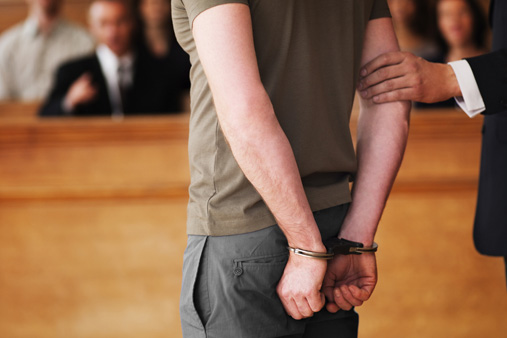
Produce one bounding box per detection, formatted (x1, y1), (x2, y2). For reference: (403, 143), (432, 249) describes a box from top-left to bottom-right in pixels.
(287, 238), (378, 260)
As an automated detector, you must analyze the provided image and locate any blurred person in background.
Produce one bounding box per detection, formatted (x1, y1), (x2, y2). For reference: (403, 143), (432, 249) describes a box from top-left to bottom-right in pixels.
(434, 0), (488, 63)
(135, 0), (190, 112)
(417, 0), (488, 108)
(40, 0), (181, 117)
(0, 0), (94, 101)
(388, 0), (437, 57)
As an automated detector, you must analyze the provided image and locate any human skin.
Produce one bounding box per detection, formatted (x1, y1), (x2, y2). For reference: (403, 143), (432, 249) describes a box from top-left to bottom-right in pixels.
(192, 4), (410, 319)
(358, 51), (461, 104)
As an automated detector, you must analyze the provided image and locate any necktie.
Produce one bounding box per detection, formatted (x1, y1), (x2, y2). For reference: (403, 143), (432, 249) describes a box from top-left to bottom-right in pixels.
(117, 64), (130, 113)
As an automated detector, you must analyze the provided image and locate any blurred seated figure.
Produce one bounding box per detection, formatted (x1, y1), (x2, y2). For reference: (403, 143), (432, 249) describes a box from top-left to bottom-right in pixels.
(135, 0), (190, 112)
(0, 0), (94, 101)
(40, 0), (182, 117)
(434, 0), (488, 62)
(388, 0), (437, 57)
(417, 0), (488, 109)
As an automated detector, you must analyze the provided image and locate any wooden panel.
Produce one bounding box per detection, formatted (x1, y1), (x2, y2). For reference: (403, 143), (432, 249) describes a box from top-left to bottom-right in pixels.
(394, 109), (483, 192)
(358, 191), (507, 338)
(0, 0), (92, 34)
(0, 198), (188, 338)
(0, 101), (40, 118)
(0, 114), (190, 200)
(0, 108), (500, 338)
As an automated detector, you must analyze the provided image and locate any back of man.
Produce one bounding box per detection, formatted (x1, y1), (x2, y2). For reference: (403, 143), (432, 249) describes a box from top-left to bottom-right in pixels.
(173, 0), (390, 236)
(173, 1), (410, 338)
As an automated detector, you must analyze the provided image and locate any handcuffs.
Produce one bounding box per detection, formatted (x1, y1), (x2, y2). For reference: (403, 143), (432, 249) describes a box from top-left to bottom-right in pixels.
(287, 238), (378, 260)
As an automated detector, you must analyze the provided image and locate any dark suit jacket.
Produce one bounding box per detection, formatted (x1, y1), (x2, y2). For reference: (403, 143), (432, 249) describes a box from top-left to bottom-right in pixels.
(465, 0), (507, 256)
(40, 51), (189, 117)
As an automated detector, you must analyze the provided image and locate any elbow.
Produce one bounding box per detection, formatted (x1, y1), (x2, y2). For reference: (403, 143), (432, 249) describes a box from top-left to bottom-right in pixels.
(216, 89), (275, 136)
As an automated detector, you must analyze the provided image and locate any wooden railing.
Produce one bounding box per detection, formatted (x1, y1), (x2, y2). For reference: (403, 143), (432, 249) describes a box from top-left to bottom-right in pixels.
(0, 104), (492, 338)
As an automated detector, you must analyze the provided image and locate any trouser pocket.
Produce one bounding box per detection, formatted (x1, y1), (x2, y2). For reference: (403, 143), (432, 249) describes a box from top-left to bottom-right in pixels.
(180, 236), (208, 338)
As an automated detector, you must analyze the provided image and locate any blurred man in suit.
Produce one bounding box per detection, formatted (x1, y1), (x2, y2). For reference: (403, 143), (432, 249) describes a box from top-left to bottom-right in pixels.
(40, 0), (179, 117)
(358, 0), (507, 280)
(0, 0), (94, 101)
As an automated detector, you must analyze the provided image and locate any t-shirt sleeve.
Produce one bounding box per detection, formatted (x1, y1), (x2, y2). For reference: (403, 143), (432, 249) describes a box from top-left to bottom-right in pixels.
(182, 0), (249, 27)
(370, 0), (391, 20)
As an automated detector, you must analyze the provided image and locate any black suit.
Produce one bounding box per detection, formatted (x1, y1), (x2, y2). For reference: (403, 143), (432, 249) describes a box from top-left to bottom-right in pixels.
(40, 51), (189, 116)
(465, 0), (507, 261)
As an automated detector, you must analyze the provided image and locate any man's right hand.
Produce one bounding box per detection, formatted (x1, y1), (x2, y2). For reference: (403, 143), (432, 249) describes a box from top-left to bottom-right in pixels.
(358, 51), (462, 104)
(276, 252), (327, 320)
(64, 73), (97, 111)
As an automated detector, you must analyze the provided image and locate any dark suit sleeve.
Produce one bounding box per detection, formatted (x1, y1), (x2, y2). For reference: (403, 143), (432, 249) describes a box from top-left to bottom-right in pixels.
(466, 49), (507, 115)
(39, 63), (82, 117)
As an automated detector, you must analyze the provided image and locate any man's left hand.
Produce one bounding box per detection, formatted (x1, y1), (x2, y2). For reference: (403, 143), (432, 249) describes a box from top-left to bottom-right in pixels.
(322, 252), (377, 312)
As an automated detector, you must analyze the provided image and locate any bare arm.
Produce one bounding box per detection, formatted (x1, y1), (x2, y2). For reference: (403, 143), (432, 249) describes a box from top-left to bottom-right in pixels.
(192, 4), (326, 320)
(342, 18), (411, 246)
(323, 17), (411, 312)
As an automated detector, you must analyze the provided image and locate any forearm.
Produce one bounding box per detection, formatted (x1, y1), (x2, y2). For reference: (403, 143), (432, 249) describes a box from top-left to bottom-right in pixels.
(216, 92), (324, 252)
(339, 99), (410, 246)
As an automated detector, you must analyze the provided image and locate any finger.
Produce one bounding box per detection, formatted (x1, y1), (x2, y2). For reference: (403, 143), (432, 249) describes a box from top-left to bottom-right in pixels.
(358, 64), (406, 91)
(339, 285), (364, 307)
(326, 301), (340, 313)
(349, 284), (375, 302)
(333, 288), (354, 311)
(360, 76), (411, 99)
(279, 295), (302, 320)
(294, 298), (314, 318)
(360, 51), (406, 78)
(288, 298), (304, 320)
(372, 88), (416, 104)
(307, 291), (325, 313)
(277, 285), (302, 320)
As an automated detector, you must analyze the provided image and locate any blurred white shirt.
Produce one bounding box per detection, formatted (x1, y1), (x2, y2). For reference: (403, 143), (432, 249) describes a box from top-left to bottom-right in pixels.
(449, 60), (486, 118)
(95, 44), (134, 117)
(0, 17), (95, 101)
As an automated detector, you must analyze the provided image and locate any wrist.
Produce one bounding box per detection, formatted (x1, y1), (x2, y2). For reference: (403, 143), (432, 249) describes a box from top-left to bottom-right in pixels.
(338, 227), (375, 247)
(445, 64), (462, 98)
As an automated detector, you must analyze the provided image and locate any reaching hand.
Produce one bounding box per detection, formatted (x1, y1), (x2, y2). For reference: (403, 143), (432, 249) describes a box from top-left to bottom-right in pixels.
(322, 253), (377, 312)
(64, 73), (98, 111)
(276, 253), (327, 320)
(357, 51), (461, 104)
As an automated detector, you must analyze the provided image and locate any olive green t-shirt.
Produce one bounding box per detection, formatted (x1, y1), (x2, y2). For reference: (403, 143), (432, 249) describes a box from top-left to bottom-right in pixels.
(172, 0), (391, 236)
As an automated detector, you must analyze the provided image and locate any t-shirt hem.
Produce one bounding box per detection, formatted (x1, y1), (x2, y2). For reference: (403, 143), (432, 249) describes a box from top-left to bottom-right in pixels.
(186, 195), (352, 237)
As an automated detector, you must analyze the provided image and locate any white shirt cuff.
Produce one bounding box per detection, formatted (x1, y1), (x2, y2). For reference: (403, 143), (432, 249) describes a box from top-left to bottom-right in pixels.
(448, 60), (485, 118)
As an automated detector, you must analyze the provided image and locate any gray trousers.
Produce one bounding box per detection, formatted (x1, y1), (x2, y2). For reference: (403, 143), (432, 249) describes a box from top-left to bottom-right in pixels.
(180, 204), (358, 338)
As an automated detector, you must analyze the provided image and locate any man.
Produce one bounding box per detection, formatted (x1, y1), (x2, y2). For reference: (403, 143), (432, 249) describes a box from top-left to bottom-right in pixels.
(173, 1), (410, 337)
(358, 0), (507, 279)
(0, 0), (94, 101)
(40, 0), (182, 117)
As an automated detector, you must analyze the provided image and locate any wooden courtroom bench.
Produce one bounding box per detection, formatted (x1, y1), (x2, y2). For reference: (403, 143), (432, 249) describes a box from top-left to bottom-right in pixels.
(0, 109), (190, 338)
(2, 106), (505, 338)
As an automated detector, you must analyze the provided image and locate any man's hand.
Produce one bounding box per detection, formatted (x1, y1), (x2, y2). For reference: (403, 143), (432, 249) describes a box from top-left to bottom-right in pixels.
(64, 73), (97, 111)
(277, 252), (327, 320)
(322, 253), (377, 312)
(358, 51), (461, 104)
